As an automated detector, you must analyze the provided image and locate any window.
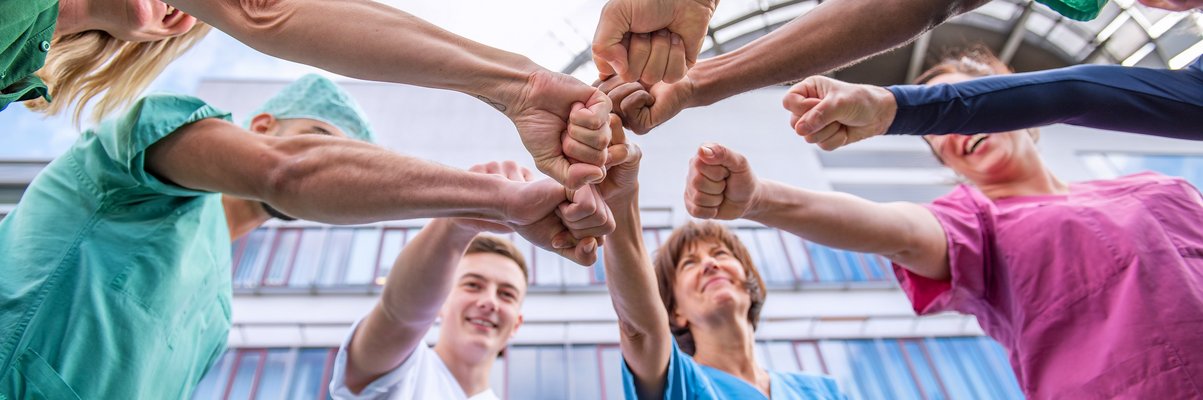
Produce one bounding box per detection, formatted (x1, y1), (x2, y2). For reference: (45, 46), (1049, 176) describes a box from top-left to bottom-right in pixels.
(1081, 153), (1203, 188)
(193, 337), (1021, 399)
(228, 223), (896, 291)
(193, 348), (336, 400)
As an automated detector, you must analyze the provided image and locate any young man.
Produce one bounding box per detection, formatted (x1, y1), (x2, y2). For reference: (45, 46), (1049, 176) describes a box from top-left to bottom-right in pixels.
(332, 161), (542, 400)
(0, 75), (606, 398)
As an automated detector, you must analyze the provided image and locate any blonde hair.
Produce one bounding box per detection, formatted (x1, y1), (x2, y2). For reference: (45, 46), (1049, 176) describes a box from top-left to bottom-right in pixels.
(26, 23), (212, 124)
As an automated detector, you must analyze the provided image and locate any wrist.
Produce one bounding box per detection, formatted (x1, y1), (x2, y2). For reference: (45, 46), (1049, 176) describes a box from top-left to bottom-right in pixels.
(684, 59), (721, 108)
(430, 218), (484, 243)
(472, 56), (542, 117)
(741, 179), (775, 221)
(872, 86), (898, 134)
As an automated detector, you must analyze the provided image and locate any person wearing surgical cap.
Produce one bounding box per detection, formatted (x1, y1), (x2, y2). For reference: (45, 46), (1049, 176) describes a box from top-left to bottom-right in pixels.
(0, 74), (607, 399)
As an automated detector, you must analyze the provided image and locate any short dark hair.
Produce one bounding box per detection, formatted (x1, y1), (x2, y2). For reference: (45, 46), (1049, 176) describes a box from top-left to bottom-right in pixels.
(652, 221), (766, 356)
(465, 234), (528, 285)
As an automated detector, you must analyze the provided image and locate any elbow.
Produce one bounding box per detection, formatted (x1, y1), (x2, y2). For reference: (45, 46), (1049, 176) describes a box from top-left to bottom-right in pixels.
(920, 0), (984, 30)
(258, 140), (320, 205)
(235, 0), (294, 36)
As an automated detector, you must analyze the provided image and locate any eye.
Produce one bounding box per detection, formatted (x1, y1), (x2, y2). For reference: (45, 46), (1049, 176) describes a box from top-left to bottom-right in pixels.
(679, 259), (696, 269)
(500, 291), (518, 301)
(463, 281), (482, 290)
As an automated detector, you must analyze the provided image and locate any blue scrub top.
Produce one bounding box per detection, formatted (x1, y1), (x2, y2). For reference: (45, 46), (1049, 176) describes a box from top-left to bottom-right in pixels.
(621, 340), (845, 399)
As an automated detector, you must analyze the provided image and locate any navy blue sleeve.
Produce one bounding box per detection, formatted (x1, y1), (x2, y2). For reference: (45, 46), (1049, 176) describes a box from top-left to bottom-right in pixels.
(884, 56), (1203, 140)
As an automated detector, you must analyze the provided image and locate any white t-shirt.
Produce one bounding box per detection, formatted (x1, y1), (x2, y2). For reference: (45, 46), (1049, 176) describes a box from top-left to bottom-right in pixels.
(329, 320), (500, 400)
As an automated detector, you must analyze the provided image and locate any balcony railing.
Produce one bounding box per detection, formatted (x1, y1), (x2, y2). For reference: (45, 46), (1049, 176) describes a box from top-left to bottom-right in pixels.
(230, 224), (898, 293)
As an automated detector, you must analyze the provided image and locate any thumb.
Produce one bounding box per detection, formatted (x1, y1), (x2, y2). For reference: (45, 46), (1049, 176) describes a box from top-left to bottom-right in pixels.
(592, 7), (630, 80)
(696, 143), (749, 173)
(539, 155), (603, 191)
(559, 237), (599, 266)
(799, 97), (846, 135)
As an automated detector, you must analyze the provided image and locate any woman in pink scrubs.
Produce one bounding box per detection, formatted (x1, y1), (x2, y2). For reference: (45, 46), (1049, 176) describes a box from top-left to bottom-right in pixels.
(674, 51), (1203, 398)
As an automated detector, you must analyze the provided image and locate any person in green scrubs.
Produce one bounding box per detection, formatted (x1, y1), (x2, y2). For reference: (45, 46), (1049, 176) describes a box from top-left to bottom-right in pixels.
(0, 74), (607, 399)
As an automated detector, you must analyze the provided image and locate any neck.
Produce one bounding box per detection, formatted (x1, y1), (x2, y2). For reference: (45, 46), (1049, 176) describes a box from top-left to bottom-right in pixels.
(54, 0), (99, 37)
(690, 317), (769, 393)
(976, 159), (1069, 201)
(222, 196), (271, 241)
(433, 342), (495, 397)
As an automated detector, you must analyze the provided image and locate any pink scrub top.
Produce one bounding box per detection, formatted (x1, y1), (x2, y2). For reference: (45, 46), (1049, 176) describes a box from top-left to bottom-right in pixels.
(893, 172), (1203, 399)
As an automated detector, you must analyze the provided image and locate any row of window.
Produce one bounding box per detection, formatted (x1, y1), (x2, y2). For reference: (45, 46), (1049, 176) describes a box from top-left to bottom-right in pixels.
(192, 336), (1021, 400)
(230, 225), (897, 291)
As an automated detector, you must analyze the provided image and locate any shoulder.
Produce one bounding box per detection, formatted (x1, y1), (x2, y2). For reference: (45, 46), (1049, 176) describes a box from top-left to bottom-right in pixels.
(924, 184), (993, 224)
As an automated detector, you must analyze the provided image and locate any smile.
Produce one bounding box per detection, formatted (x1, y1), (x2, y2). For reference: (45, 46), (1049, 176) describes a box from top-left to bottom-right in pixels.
(701, 277), (732, 292)
(467, 318), (498, 329)
(965, 135), (988, 155)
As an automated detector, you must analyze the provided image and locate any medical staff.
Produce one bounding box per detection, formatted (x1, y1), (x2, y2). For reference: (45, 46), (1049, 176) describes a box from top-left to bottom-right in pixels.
(5, 0), (613, 193)
(1, 0), (207, 118)
(674, 53), (1203, 397)
(782, 51), (1203, 150)
(595, 0), (1203, 135)
(572, 119), (844, 399)
(329, 162), (603, 400)
(0, 74), (605, 398)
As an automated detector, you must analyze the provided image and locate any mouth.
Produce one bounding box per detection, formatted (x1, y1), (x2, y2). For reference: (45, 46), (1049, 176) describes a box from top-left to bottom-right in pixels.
(466, 317), (498, 330)
(700, 277), (731, 293)
(162, 3), (185, 26)
(964, 135), (988, 156)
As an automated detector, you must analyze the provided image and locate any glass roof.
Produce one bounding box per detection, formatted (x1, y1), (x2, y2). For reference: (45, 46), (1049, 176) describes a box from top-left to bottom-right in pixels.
(2, 0), (1199, 158)
(556, 0), (1203, 77)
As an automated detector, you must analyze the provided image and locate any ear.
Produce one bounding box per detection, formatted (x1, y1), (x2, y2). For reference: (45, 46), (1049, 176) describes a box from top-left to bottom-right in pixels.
(671, 308), (688, 330)
(248, 113), (278, 135)
(509, 314), (524, 340)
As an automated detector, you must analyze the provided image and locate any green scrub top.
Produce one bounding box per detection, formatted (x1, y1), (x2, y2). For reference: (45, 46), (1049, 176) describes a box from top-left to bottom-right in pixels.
(1036, 0), (1107, 21)
(0, 94), (234, 399)
(0, 0), (57, 111)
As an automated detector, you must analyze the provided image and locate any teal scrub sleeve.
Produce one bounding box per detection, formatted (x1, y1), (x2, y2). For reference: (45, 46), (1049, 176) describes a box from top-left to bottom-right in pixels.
(95, 93), (232, 198)
(0, 0), (58, 110)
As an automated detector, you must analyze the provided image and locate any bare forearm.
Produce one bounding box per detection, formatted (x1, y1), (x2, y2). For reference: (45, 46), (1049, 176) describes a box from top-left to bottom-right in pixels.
(604, 198), (670, 335)
(746, 180), (941, 264)
(687, 0), (981, 106)
(604, 197), (671, 399)
(241, 137), (517, 224)
(347, 219), (478, 391)
(173, 0), (538, 110)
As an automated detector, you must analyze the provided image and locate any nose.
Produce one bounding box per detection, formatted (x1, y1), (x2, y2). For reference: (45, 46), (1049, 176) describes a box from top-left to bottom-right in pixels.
(474, 293), (498, 313)
(701, 257), (720, 275)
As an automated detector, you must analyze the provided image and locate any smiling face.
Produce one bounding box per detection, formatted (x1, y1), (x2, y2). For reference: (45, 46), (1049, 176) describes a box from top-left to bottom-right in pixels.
(437, 252), (527, 360)
(653, 221), (766, 355)
(921, 73), (1043, 187)
(670, 239), (752, 328)
(102, 0), (197, 42)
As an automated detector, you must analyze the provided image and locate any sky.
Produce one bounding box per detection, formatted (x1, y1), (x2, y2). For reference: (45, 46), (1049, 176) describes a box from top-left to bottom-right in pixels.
(0, 0), (616, 159)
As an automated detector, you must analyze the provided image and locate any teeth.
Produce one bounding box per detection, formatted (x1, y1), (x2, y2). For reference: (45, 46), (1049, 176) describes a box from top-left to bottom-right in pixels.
(468, 318), (496, 328)
(966, 135), (987, 155)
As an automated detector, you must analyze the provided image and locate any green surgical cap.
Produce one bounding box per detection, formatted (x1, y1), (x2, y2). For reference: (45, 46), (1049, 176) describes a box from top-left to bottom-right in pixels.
(245, 74), (375, 143)
(1036, 0), (1106, 21)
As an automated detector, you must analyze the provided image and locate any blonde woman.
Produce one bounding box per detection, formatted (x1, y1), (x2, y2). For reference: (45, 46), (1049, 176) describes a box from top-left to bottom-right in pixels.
(6, 0), (616, 192)
(2, 0), (208, 121)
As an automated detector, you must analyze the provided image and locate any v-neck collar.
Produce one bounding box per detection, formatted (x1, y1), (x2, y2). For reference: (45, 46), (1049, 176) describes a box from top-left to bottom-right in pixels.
(697, 363), (776, 399)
